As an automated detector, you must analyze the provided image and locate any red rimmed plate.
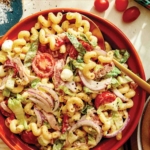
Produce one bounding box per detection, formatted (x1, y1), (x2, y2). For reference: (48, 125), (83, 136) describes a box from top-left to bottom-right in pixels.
(0, 8), (146, 150)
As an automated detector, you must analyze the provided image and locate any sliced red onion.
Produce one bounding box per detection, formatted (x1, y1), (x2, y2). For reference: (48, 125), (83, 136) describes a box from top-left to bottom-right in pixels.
(65, 81), (77, 92)
(42, 110), (60, 131)
(37, 84), (59, 111)
(27, 88), (54, 108)
(112, 89), (129, 102)
(29, 97), (50, 113)
(69, 119), (102, 147)
(78, 71), (112, 91)
(0, 101), (12, 113)
(33, 107), (43, 127)
(27, 89), (49, 106)
(104, 116), (130, 138)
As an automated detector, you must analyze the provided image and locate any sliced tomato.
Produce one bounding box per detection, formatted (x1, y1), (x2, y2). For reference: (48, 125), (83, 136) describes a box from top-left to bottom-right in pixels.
(32, 53), (55, 78)
(94, 91), (116, 109)
(21, 131), (38, 144)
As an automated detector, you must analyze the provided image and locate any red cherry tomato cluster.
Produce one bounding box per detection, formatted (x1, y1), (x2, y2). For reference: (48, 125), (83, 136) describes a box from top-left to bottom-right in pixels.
(94, 0), (140, 23)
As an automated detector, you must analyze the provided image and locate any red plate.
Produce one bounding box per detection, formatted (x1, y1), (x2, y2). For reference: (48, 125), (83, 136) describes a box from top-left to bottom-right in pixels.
(0, 8), (146, 150)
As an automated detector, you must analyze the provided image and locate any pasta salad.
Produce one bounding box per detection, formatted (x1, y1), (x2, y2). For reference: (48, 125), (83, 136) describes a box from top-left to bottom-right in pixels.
(0, 12), (137, 150)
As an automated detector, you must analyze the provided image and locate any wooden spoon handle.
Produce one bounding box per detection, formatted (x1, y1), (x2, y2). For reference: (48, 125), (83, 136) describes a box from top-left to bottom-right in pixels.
(113, 59), (150, 93)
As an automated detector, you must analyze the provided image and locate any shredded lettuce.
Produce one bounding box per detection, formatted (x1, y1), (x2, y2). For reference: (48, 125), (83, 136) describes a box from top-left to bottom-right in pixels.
(78, 33), (97, 47)
(8, 96), (27, 129)
(117, 75), (133, 84)
(59, 85), (75, 96)
(24, 39), (38, 67)
(52, 139), (64, 150)
(76, 55), (84, 63)
(31, 78), (41, 88)
(81, 104), (93, 115)
(111, 78), (120, 88)
(94, 64), (103, 72)
(67, 131), (78, 144)
(83, 86), (93, 94)
(72, 60), (85, 70)
(113, 49), (130, 63)
(2, 88), (10, 97)
(65, 59), (76, 72)
(88, 134), (96, 147)
(105, 67), (121, 78)
(5, 77), (15, 90)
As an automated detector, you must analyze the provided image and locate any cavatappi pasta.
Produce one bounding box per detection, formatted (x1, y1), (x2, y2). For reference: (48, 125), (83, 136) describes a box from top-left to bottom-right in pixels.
(0, 12), (137, 150)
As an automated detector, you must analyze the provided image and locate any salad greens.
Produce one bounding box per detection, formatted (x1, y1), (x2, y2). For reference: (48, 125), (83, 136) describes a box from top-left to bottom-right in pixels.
(24, 39), (38, 67)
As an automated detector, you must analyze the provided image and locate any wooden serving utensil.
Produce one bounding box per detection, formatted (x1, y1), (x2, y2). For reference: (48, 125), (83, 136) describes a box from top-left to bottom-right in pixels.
(113, 59), (150, 93)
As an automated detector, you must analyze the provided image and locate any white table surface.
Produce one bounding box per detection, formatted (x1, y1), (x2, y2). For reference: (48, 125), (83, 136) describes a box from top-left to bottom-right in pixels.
(22, 0), (150, 80)
(0, 0), (150, 149)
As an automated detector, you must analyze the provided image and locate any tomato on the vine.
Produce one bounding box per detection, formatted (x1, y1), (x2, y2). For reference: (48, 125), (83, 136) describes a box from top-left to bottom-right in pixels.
(115, 0), (129, 12)
(32, 53), (55, 78)
(94, 0), (109, 12)
(122, 6), (140, 23)
(94, 91), (116, 109)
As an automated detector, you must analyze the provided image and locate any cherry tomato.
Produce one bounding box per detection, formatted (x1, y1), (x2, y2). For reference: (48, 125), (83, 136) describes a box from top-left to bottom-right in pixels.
(21, 131), (38, 144)
(115, 0), (128, 12)
(122, 6), (140, 23)
(94, 0), (109, 12)
(32, 53), (55, 78)
(94, 91), (116, 109)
